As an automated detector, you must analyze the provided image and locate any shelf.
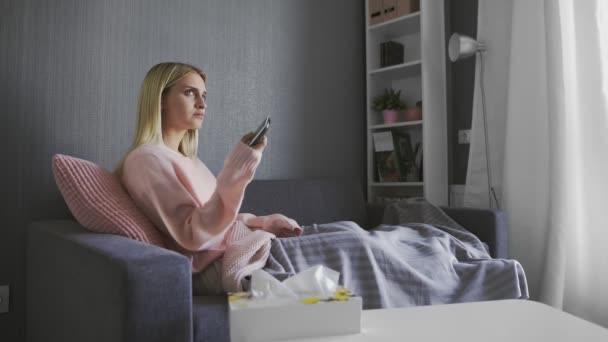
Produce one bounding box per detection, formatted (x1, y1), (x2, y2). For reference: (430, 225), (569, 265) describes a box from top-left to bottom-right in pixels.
(365, 2), (448, 206)
(371, 182), (424, 187)
(370, 120), (422, 130)
(368, 12), (421, 38)
(369, 60), (421, 80)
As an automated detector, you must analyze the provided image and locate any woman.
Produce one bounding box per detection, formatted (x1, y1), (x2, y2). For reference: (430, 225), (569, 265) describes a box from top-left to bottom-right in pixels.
(119, 62), (528, 308)
(116, 62), (302, 295)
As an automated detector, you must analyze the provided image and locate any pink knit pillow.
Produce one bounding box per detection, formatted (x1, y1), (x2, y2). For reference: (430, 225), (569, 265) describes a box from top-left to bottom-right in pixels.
(52, 154), (167, 248)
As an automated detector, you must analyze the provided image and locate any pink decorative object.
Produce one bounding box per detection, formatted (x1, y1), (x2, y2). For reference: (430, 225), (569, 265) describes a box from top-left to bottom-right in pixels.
(382, 109), (400, 124)
(52, 154), (167, 247)
(405, 101), (423, 121)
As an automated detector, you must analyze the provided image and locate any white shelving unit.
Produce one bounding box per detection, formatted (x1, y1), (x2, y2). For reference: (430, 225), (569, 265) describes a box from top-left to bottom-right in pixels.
(365, 1), (448, 206)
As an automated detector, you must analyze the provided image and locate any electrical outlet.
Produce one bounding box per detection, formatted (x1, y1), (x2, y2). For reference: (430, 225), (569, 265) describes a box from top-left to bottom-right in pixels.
(0, 285), (8, 313)
(458, 129), (471, 144)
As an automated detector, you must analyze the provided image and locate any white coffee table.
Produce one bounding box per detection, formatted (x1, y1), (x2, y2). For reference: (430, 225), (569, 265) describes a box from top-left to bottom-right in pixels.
(278, 299), (608, 341)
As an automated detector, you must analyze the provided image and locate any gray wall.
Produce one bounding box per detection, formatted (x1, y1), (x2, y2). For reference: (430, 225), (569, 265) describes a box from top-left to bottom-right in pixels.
(0, 1), (365, 340)
(446, 0), (478, 184)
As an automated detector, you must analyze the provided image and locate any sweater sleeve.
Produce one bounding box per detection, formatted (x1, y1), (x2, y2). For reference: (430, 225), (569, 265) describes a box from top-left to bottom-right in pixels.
(122, 143), (261, 252)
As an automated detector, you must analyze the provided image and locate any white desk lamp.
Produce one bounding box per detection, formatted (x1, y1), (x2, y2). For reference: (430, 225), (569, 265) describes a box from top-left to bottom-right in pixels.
(448, 33), (499, 209)
(448, 33), (486, 62)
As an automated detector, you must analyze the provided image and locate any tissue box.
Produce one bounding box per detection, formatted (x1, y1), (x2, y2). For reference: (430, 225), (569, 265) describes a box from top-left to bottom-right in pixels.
(229, 292), (362, 342)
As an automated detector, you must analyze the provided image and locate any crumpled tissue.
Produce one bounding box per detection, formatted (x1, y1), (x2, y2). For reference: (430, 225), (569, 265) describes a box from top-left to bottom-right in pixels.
(250, 265), (340, 301)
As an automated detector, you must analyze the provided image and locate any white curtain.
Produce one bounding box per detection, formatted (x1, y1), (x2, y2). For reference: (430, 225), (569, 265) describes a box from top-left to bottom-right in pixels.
(465, 0), (608, 326)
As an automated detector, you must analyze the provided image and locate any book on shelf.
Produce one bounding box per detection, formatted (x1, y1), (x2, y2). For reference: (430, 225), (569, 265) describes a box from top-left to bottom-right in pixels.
(368, 0), (420, 25)
(380, 41), (404, 68)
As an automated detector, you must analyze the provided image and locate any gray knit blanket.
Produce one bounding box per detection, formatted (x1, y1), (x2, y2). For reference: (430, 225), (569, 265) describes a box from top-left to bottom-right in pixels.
(253, 198), (529, 309)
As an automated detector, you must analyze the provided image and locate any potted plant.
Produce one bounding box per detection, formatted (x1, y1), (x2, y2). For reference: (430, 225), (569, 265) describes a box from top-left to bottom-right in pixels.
(372, 88), (407, 124)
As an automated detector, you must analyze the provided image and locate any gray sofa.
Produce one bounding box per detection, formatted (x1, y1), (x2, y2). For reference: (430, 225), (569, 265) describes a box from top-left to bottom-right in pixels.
(26, 179), (507, 342)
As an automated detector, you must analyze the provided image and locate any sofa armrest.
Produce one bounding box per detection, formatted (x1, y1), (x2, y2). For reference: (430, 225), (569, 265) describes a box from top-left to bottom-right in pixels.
(27, 220), (192, 342)
(440, 207), (508, 259)
(366, 203), (385, 229)
(366, 204), (508, 259)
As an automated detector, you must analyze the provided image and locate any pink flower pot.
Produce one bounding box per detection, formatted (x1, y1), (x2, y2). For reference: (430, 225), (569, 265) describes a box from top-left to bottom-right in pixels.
(382, 110), (400, 124)
(404, 107), (422, 121)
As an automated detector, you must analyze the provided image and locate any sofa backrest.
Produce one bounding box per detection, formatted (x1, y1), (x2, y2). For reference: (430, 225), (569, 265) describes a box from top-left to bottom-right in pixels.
(241, 179), (369, 228)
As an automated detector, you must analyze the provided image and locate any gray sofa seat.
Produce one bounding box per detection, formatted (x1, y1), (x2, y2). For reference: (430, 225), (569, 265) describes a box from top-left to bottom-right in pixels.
(27, 179), (508, 342)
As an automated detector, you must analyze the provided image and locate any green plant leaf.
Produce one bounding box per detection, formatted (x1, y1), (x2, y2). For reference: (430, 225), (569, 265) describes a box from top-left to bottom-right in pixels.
(371, 88), (407, 111)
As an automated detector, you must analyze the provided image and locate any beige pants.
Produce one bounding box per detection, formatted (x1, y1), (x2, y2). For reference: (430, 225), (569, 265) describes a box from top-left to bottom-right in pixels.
(192, 258), (224, 295)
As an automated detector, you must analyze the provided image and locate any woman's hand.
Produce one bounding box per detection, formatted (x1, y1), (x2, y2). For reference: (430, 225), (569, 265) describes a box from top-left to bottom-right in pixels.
(276, 226), (303, 238)
(241, 132), (267, 152)
(238, 213), (303, 238)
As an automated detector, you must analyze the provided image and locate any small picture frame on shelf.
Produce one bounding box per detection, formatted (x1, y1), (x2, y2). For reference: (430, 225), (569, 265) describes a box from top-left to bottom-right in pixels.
(372, 131), (402, 182)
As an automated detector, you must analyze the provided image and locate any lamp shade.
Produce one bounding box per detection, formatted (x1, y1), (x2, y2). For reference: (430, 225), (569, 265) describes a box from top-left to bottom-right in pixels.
(448, 33), (486, 62)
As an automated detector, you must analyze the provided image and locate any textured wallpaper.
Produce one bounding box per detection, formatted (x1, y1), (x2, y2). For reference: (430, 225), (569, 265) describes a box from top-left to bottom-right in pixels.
(0, 0), (365, 339)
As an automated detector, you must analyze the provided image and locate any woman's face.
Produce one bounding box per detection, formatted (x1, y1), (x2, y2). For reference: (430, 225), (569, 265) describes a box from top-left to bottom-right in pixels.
(161, 72), (207, 131)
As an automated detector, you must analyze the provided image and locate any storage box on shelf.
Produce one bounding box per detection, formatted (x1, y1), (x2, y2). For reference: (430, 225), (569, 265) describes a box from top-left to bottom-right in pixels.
(365, 1), (448, 206)
(367, 0), (421, 25)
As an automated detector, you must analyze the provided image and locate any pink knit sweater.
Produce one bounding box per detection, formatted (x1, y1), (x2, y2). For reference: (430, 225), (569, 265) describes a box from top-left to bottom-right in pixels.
(121, 142), (300, 282)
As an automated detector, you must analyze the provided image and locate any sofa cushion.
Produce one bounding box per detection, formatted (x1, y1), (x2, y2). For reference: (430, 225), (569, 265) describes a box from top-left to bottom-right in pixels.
(51, 154), (166, 247)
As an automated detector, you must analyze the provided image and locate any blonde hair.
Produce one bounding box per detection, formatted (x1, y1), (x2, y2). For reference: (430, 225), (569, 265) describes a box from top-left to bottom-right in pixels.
(115, 62), (207, 178)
